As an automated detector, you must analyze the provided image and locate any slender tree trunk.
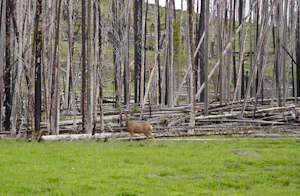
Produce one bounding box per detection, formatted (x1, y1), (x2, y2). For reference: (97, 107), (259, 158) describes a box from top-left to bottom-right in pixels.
(0, 0), (6, 133)
(176, 0), (183, 105)
(239, 0), (244, 99)
(199, 0), (205, 102)
(86, 0), (93, 134)
(134, 0), (141, 103)
(53, 0), (62, 135)
(98, 0), (104, 131)
(188, 0), (195, 125)
(232, 0), (236, 89)
(154, 0), (160, 106)
(140, 0), (145, 108)
(4, 0), (11, 132)
(65, 0), (74, 113)
(297, 1), (300, 98)
(81, 0), (87, 133)
(217, 0), (222, 104)
(281, 0), (288, 105)
(204, 0), (209, 116)
(34, 0), (43, 136)
(275, 1), (281, 106)
(169, 0), (174, 107)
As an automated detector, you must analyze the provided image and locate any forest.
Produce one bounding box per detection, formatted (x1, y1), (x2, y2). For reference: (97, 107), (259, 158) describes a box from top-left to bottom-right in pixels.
(1, 0), (300, 140)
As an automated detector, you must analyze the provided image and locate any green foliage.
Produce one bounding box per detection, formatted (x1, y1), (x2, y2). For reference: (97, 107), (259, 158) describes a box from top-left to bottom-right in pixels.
(0, 138), (300, 195)
(132, 103), (138, 112)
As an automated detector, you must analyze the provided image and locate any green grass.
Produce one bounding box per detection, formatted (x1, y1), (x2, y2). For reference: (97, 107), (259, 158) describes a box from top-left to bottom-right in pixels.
(1, 138), (300, 195)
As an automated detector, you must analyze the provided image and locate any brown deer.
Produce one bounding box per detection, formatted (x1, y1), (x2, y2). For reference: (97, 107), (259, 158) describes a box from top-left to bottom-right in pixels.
(125, 112), (156, 144)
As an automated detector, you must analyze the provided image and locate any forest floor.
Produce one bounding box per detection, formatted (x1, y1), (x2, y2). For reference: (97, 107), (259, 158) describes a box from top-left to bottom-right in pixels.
(0, 137), (300, 195)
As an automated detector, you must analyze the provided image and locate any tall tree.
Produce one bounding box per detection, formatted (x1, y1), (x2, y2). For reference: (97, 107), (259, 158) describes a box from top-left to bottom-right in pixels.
(297, 0), (300, 97)
(81, 0), (87, 133)
(199, 0), (205, 102)
(134, 0), (142, 103)
(35, 0), (43, 135)
(239, 0), (244, 99)
(87, 0), (93, 134)
(4, 0), (11, 132)
(204, 0), (209, 116)
(0, 0), (7, 133)
(188, 0), (195, 126)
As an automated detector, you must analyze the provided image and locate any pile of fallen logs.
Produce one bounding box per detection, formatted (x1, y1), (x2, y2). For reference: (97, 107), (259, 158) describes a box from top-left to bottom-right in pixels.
(38, 98), (300, 141)
(2, 97), (300, 141)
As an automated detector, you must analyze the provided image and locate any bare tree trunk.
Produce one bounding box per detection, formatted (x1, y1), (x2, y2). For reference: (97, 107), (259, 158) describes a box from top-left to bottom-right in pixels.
(124, 0), (131, 107)
(81, 0), (87, 133)
(281, 0), (288, 105)
(204, 0), (209, 116)
(53, 0), (62, 135)
(98, 0), (104, 131)
(65, 0), (74, 113)
(217, 0), (222, 105)
(275, 0), (281, 106)
(297, 0), (300, 98)
(140, 0), (145, 108)
(169, 0), (174, 107)
(154, 0), (160, 106)
(34, 0), (43, 136)
(134, 0), (142, 103)
(0, 0), (6, 133)
(227, 0), (233, 102)
(188, 0), (195, 125)
(177, 0), (183, 105)
(87, 0), (93, 134)
(199, 0), (205, 102)
(239, 0), (244, 99)
(4, 0), (11, 132)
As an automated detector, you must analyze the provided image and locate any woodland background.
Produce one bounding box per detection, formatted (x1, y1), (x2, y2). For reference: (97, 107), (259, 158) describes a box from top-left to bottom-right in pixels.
(1, 0), (300, 139)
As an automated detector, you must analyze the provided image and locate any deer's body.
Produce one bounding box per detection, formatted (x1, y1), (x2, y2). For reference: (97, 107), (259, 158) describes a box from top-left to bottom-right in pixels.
(125, 114), (156, 144)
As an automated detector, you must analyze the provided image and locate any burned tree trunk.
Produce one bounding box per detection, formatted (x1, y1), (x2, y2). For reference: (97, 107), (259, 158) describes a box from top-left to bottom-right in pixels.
(35, 0), (43, 135)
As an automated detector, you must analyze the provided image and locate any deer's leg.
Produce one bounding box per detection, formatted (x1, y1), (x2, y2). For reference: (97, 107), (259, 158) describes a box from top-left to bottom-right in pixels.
(144, 133), (149, 145)
(130, 132), (133, 143)
(149, 133), (156, 143)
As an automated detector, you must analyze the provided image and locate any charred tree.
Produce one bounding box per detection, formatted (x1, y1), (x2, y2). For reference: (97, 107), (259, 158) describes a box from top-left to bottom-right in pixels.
(34, 0), (43, 135)
(4, 0), (11, 132)
(134, 0), (142, 103)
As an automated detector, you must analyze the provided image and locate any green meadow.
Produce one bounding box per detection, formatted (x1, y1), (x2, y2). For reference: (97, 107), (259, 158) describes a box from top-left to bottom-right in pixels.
(0, 138), (300, 195)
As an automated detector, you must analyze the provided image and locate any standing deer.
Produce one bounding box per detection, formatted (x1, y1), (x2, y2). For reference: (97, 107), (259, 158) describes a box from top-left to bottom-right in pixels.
(125, 112), (156, 144)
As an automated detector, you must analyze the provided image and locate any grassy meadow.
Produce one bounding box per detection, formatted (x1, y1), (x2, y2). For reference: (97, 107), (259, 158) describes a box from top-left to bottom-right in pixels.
(0, 138), (300, 195)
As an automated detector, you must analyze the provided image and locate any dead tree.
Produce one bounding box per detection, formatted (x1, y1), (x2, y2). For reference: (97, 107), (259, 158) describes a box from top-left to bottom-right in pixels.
(34, 0), (43, 135)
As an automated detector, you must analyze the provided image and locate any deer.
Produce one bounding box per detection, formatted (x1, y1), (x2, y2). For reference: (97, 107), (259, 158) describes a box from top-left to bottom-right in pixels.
(125, 112), (156, 144)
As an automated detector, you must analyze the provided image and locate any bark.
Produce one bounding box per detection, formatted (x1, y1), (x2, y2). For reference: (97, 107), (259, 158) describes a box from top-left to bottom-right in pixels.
(4, 0), (11, 132)
(217, 0), (222, 104)
(134, 0), (142, 103)
(53, 0), (63, 135)
(65, 0), (74, 113)
(239, 0), (244, 99)
(281, 0), (288, 105)
(124, 0), (131, 107)
(35, 0), (43, 135)
(176, 0), (183, 105)
(297, 1), (300, 98)
(98, 0), (104, 131)
(82, 0), (87, 133)
(153, 0), (160, 106)
(204, 0), (209, 116)
(0, 0), (6, 133)
(188, 0), (195, 126)
(87, 0), (93, 134)
(199, 0), (205, 102)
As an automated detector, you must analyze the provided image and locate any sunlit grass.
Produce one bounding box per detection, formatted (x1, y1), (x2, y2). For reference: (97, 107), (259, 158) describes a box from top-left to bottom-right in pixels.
(0, 138), (299, 195)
